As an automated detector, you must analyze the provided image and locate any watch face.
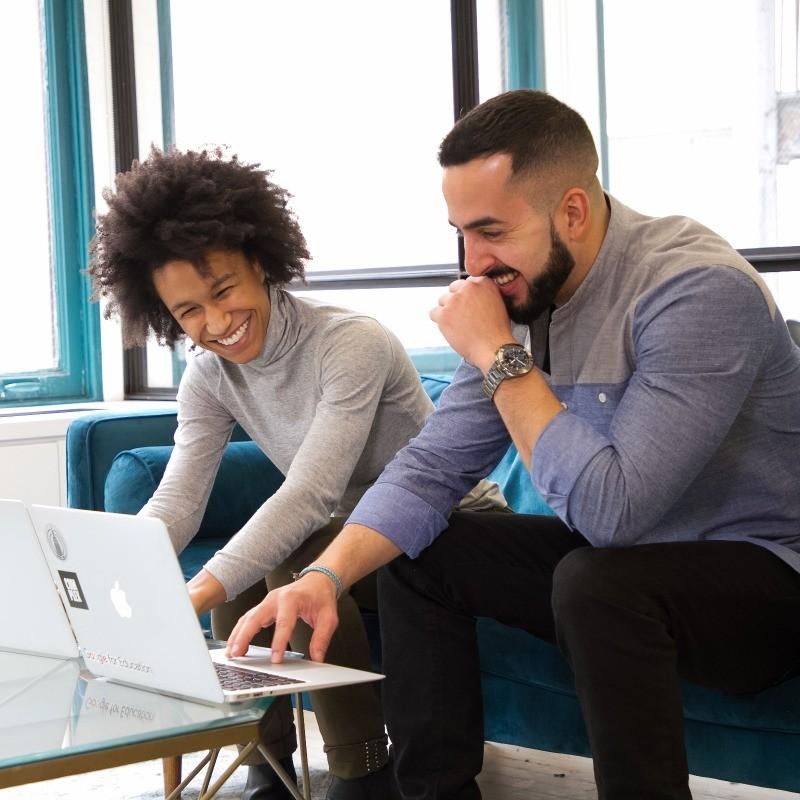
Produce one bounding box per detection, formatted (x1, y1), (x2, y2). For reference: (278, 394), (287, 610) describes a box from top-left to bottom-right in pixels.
(499, 344), (533, 376)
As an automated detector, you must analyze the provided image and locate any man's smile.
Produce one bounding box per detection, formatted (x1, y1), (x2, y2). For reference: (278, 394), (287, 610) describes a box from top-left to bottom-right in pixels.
(486, 266), (521, 291)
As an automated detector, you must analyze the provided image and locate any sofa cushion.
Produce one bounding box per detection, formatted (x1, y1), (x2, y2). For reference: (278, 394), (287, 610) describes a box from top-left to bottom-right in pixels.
(418, 373), (452, 405)
(174, 536), (231, 583)
(478, 618), (577, 696)
(478, 618), (800, 737)
(486, 447), (555, 516)
(104, 441), (285, 540)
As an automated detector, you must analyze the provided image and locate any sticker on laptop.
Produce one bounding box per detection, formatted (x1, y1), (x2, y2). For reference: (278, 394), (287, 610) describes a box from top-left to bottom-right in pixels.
(58, 570), (88, 610)
(47, 526), (67, 560)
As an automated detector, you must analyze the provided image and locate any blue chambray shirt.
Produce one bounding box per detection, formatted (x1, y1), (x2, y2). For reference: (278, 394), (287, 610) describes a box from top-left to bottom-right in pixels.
(349, 196), (800, 574)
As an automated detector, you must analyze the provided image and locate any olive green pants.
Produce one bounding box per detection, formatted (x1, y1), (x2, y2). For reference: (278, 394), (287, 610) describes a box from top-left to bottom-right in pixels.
(211, 518), (388, 779)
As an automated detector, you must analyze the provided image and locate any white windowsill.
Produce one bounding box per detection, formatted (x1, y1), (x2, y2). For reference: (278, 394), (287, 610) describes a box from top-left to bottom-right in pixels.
(0, 400), (178, 444)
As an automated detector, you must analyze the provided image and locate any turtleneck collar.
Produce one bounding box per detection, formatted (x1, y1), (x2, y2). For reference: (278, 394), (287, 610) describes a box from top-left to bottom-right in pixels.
(240, 285), (303, 370)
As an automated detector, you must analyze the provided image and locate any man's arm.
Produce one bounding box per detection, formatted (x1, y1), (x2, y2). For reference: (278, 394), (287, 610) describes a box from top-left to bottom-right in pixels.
(530, 268), (775, 544)
(433, 270), (776, 547)
(225, 335), (515, 660)
(226, 523), (401, 662)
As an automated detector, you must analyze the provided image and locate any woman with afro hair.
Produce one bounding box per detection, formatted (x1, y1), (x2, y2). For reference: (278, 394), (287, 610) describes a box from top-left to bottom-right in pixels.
(90, 147), (504, 800)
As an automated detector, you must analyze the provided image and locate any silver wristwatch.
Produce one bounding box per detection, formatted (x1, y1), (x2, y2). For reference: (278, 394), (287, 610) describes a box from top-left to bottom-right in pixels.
(481, 343), (534, 401)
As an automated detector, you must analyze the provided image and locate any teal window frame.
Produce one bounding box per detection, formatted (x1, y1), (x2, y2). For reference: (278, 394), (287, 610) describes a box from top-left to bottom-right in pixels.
(503, 0), (610, 190)
(0, 0), (101, 407)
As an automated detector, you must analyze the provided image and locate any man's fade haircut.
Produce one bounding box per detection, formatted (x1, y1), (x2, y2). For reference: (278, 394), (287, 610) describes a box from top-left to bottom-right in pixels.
(438, 90), (599, 206)
(89, 147), (310, 349)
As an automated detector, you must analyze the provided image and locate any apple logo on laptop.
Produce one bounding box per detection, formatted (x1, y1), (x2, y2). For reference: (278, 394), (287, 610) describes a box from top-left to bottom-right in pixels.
(110, 581), (133, 618)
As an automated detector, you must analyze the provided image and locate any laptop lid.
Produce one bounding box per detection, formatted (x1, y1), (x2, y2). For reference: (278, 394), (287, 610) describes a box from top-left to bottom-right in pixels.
(30, 505), (382, 705)
(0, 499), (79, 659)
(30, 504), (226, 704)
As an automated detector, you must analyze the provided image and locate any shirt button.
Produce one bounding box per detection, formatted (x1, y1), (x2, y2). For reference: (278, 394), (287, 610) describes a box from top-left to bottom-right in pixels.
(560, 401), (568, 410)
(598, 392), (607, 403)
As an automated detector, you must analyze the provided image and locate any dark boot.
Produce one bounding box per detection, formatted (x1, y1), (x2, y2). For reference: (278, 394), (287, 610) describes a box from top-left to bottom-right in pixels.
(241, 756), (298, 800)
(325, 762), (401, 800)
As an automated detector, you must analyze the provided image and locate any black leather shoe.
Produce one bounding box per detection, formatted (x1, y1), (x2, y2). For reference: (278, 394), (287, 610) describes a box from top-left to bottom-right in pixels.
(325, 762), (401, 800)
(241, 757), (298, 800)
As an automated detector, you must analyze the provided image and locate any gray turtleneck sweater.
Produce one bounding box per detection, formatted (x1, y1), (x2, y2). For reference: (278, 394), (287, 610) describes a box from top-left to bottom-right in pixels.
(141, 287), (503, 599)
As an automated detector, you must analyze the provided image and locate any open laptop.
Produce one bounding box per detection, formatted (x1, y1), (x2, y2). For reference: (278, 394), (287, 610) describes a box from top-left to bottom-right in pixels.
(28, 504), (383, 705)
(0, 499), (79, 660)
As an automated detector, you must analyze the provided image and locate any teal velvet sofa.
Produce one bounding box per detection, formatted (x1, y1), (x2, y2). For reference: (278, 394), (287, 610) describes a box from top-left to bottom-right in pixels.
(65, 349), (800, 793)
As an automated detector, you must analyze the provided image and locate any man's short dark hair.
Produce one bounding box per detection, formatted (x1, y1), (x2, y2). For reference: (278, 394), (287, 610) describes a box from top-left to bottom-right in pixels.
(438, 90), (598, 199)
(89, 147), (309, 348)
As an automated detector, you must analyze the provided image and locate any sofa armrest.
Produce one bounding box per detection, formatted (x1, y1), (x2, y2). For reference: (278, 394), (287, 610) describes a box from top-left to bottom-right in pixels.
(67, 411), (182, 510)
(66, 409), (252, 511)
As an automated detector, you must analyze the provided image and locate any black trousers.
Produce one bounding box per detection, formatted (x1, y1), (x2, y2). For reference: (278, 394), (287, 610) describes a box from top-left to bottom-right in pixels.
(378, 511), (800, 800)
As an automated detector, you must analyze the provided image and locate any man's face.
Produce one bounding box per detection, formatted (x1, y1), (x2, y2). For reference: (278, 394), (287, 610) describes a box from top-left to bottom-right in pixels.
(442, 154), (574, 325)
(153, 249), (271, 364)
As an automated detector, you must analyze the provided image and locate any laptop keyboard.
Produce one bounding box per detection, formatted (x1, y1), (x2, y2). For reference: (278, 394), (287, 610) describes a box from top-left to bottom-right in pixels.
(214, 662), (304, 691)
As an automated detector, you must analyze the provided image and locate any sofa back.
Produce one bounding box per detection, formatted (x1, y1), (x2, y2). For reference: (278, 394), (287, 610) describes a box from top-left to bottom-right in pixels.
(66, 410), (252, 512)
(104, 442), (286, 538)
(95, 375), (550, 540)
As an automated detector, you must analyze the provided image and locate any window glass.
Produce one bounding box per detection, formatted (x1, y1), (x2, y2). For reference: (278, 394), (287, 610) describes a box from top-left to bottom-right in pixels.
(144, 1), (505, 387)
(545, 0), (799, 250)
(763, 272), (800, 325)
(293, 285), (450, 350)
(604, 0), (799, 249)
(169, 0), (457, 272)
(0, 5), (55, 374)
(478, 0), (505, 103)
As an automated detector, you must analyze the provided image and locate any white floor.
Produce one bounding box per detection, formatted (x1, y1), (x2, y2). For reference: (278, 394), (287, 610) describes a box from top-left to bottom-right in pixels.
(1, 712), (797, 799)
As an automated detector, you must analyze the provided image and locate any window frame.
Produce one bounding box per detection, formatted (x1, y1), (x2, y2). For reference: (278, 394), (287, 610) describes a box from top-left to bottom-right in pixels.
(0, 0), (101, 408)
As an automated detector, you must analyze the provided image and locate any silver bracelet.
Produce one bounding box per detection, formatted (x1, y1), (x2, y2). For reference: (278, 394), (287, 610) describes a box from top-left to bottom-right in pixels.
(295, 565), (343, 599)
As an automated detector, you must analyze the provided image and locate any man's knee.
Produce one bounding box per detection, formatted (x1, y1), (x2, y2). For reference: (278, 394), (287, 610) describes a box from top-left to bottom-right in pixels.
(377, 554), (416, 607)
(552, 547), (638, 626)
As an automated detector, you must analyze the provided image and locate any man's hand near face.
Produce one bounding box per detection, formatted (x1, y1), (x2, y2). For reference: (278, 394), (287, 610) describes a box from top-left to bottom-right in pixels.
(430, 277), (513, 372)
(430, 276), (564, 472)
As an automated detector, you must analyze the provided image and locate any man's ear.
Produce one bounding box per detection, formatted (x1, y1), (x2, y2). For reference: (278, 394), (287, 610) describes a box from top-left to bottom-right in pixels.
(558, 188), (591, 242)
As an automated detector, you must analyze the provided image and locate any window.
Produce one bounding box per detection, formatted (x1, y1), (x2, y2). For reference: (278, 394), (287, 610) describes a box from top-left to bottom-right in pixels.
(127, 0), (504, 395)
(541, 0), (800, 317)
(0, 0), (100, 407)
(125, 0), (800, 396)
(542, 0), (800, 255)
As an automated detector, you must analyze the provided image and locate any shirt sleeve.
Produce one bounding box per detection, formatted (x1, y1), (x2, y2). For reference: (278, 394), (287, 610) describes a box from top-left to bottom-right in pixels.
(139, 357), (235, 554)
(203, 317), (411, 598)
(531, 266), (775, 546)
(348, 358), (513, 557)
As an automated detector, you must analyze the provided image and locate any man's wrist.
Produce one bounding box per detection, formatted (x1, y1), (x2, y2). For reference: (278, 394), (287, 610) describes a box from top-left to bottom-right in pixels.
(476, 339), (510, 374)
(294, 565), (343, 599)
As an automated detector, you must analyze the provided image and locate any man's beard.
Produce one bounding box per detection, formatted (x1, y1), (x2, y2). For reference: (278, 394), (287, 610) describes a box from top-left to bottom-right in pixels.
(504, 222), (574, 325)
